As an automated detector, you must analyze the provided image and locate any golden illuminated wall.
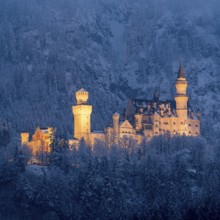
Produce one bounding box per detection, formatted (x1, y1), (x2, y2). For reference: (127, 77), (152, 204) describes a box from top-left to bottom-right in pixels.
(21, 128), (55, 157)
(21, 132), (30, 145)
(152, 114), (160, 135)
(28, 140), (49, 156)
(72, 89), (92, 142)
(175, 77), (188, 121)
(134, 113), (143, 131)
(175, 80), (188, 95)
(72, 105), (92, 141)
(185, 119), (200, 136)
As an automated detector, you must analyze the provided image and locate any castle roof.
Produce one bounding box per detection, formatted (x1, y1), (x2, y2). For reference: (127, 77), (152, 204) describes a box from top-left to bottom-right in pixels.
(129, 99), (174, 118)
(77, 88), (88, 93)
(177, 63), (186, 79)
(113, 112), (120, 116)
(120, 120), (133, 129)
(126, 98), (198, 121)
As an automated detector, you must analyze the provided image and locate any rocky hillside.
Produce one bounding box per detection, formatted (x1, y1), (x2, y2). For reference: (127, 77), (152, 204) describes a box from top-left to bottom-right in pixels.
(0, 0), (219, 139)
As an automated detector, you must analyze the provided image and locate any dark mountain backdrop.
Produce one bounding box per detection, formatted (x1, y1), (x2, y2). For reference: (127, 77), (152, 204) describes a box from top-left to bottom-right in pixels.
(0, 0), (219, 140)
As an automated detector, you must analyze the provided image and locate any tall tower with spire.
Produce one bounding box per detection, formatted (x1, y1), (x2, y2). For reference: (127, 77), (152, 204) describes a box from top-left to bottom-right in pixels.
(175, 64), (189, 133)
(72, 88), (92, 142)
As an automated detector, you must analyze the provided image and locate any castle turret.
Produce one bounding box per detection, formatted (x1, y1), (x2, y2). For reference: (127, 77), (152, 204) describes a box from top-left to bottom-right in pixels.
(72, 88), (92, 142)
(112, 112), (120, 144)
(134, 113), (143, 131)
(21, 133), (30, 145)
(175, 64), (188, 120)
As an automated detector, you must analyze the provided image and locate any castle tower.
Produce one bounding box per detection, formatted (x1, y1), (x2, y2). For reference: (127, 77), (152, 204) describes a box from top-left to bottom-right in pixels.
(72, 88), (92, 142)
(152, 112), (160, 135)
(175, 64), (188, 120)
(112, 112), (120, 144)
(21, 132), (30, 145)
(134, 113), (143, 131)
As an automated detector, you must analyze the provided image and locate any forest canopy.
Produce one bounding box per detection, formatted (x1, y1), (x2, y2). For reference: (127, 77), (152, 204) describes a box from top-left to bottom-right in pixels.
(0, 135), (219, 220)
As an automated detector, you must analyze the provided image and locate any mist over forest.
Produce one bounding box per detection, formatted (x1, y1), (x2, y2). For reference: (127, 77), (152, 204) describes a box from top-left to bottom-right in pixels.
(0, 0), (220, 219)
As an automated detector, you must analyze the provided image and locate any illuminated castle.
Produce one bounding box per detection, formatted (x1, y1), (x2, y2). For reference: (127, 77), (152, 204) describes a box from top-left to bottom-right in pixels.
(70, 64), (200, 146)
(21, 64), (200, 152)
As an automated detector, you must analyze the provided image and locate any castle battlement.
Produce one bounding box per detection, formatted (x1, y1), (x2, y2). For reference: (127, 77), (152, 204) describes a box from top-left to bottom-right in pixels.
(72, 105), (92, 115)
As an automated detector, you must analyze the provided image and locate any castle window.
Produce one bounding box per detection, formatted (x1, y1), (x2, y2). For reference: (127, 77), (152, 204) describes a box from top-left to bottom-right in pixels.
(181, 122), (183, 125)
(195, 125), (198, 127)
(164, 122), (168, 125)
(189, 124), (191, 127)
(144, 124), (152, 130)
(173, 122), (176, 125)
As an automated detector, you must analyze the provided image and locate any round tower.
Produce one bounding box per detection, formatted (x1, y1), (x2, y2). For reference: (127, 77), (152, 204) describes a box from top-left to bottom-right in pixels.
(72, 88), (92, 142)
(175, 64), (188, 120)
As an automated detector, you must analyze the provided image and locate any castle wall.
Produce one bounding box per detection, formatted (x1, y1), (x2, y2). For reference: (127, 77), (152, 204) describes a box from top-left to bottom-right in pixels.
(89, 132), (105, 146)
(186, 119), (200, 136)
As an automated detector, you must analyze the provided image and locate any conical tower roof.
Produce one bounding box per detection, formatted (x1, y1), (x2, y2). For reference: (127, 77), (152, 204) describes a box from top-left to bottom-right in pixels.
(177, 63), (186, 79)
(113, 111), (120, 116)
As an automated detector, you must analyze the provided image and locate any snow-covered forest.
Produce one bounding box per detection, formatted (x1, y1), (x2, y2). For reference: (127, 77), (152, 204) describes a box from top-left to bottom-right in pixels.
(0, 0), (220, 219)
(1, 135), (220, 220)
